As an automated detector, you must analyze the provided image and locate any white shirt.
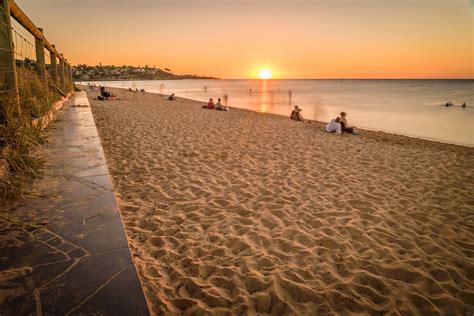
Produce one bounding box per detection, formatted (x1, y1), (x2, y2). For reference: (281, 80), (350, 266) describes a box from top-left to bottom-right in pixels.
(325, 119), (342, 134)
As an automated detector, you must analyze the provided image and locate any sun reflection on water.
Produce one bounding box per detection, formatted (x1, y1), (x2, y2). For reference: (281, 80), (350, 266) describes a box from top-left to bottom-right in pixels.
(259, 80), (268, 113)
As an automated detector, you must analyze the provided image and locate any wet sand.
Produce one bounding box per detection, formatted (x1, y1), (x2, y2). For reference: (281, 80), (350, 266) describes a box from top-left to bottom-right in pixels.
(88, 87), (474, 315)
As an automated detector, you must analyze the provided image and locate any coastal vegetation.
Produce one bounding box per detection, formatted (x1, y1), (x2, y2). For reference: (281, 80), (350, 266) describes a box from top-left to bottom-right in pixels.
(0, 67), (62, 197)
(73, 64), (218, 81)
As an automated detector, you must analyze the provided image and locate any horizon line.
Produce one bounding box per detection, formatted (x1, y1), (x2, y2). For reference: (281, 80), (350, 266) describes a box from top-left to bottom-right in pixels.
(77, 78), (474, 81)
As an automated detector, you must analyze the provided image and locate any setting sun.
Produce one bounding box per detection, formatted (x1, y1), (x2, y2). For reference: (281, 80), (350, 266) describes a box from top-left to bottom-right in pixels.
(259, 69), (272, 80)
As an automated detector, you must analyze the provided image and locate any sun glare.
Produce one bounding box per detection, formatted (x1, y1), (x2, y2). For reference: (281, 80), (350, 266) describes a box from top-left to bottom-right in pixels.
(259, 69), (272, 80)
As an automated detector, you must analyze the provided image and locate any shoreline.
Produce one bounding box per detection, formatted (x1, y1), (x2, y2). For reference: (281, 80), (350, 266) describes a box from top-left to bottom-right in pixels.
(87, 87), (473, 314)
(81, 85), (472, 149)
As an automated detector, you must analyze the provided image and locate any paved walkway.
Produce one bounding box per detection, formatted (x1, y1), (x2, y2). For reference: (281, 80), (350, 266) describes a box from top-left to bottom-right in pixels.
(0, 92), (149, 315)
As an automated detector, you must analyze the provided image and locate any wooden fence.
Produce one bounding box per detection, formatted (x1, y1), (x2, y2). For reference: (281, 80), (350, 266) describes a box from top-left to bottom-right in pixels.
(0, 0), (73, 105)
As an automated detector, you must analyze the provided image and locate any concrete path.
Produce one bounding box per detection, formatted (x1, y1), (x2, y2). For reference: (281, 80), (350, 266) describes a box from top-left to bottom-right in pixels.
(0, 92), (149, 315)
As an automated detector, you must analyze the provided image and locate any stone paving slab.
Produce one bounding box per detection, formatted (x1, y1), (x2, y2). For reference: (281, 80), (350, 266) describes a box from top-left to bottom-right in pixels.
(0, 92), (149, 315)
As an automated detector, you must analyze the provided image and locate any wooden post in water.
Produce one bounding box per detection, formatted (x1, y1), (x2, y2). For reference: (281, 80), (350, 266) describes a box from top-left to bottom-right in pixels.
(0, 0), (20, 106)
(50, 44), (58, 84)
(34, 27), (47, 88)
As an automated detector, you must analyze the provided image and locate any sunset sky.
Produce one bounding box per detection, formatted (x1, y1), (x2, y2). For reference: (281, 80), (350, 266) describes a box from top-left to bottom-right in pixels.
(16, 0), (473, 79)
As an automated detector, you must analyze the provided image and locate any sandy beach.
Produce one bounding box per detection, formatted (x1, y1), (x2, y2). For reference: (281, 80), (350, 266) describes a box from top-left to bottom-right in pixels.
(87, 87), (474, 315)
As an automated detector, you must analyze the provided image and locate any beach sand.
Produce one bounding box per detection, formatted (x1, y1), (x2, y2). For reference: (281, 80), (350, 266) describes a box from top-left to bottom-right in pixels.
(87, 88), (474, 315)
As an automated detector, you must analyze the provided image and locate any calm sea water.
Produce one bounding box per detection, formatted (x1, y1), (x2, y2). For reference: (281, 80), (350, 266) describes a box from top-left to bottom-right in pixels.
(82, 79), (474, 146)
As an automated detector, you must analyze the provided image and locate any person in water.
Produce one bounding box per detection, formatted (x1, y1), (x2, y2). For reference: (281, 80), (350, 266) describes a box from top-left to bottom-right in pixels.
(202, 98), (215, 109)
(339, 112), (354, 133)
(325, 117), (342, 134)
(215, 98), (229, 111)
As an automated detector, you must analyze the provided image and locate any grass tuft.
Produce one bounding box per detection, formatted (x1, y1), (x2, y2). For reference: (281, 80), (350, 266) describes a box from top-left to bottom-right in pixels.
(0, 67), (63, 198)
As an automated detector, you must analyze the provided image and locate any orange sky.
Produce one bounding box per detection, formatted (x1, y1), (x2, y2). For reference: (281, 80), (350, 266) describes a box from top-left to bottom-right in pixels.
(16, 0), (474, 79)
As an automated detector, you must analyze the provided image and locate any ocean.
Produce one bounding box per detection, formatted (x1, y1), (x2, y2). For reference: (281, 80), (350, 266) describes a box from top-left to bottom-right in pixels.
(82, 79), (474, 147)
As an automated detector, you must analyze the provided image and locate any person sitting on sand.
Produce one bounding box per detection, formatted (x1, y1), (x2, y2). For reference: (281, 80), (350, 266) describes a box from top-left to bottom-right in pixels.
(462, 103), (466, 108)
(325, 117), (342, 134)
(99, 86), (116, 100)
(215, 98), (229, 111)
(168, 93), (177, 101)
(202, 98), (215, 109)
(290, 105), (303, 121)
(128, 87), (133, 92)
(339, 112), (354, 134)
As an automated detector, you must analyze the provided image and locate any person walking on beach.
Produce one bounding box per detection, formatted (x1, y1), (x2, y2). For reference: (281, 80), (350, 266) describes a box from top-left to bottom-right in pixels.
(325, 117), (342, 134)
(339, 112), (354, 133)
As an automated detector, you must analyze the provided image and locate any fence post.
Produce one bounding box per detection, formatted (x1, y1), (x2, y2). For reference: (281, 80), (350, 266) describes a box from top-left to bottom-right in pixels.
(34, 27), (47, 88)
(58, 55), (65, 91)
(0, 0), (20, 107)
(69, 65), (73, 89)
(64, 60), (70, 91)
(50, 45), (58, 85)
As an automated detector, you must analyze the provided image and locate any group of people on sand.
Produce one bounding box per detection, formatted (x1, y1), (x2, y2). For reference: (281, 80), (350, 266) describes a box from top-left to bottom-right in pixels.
(128, 87), (146, 93)
(290, 105), (306, 121)
(290, 105), (359, 135)
(326, 112), (358, 135)
(290, 106), (357, 135)
(168, 94), (229, 111)
(202, 98), (229, 111)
